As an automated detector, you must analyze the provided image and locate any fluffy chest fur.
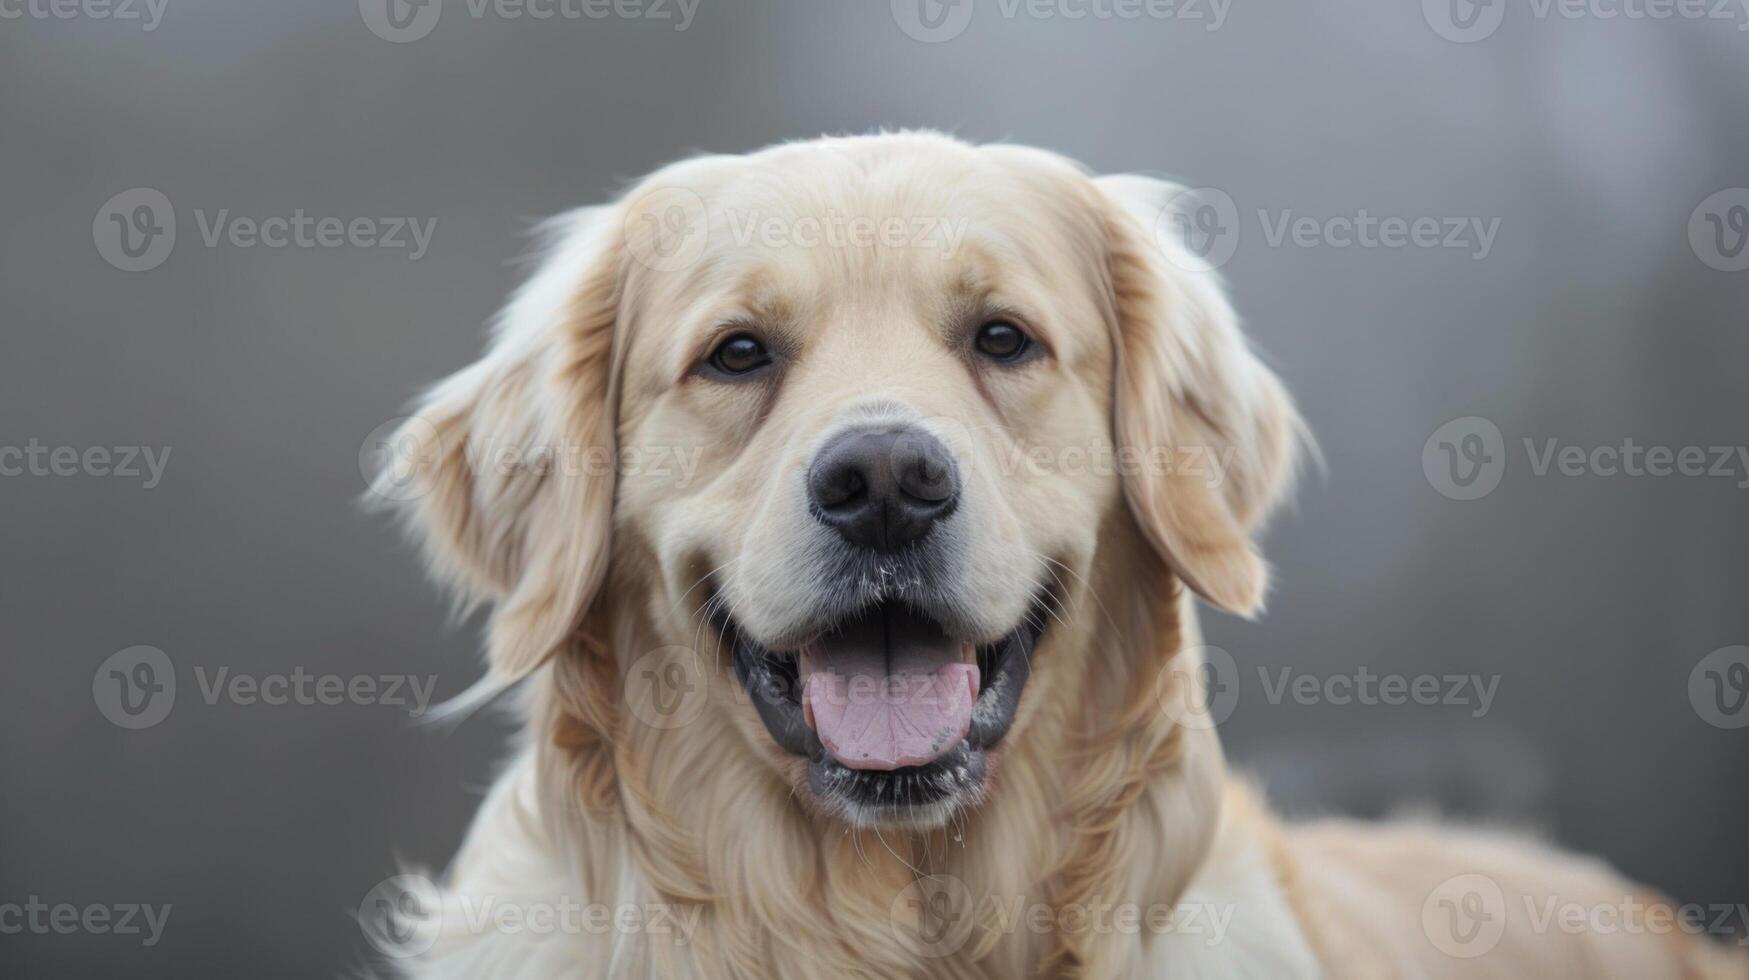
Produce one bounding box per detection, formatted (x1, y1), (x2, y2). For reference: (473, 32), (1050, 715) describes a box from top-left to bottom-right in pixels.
(384, 748), (1321, 979)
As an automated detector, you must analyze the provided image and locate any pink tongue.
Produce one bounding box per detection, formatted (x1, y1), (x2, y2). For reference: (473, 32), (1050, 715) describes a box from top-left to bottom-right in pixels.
(803, 636), (979, 772)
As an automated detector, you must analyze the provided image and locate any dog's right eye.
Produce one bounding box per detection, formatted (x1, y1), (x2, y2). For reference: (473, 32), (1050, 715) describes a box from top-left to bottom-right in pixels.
(705, 334), (772, 378)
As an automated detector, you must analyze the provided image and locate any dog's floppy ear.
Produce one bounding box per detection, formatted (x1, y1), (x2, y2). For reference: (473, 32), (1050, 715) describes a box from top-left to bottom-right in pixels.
(371, 205), (623, 680)
(1095, 175), (1305, 617)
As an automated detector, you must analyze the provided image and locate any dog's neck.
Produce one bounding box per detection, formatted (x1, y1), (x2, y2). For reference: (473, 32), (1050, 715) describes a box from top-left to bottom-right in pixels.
(533, 538), (1224, 977)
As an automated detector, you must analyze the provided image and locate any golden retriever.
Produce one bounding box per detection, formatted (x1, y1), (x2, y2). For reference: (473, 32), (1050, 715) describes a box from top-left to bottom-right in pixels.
(371, 132), (1746, 978)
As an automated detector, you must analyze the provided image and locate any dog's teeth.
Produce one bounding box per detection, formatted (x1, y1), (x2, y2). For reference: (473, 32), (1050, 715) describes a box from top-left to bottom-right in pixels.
(961, 641), (976, 665)
(799, 644), (819, 731)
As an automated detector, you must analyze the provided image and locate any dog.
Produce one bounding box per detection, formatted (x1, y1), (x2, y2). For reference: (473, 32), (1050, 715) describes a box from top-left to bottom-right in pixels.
(370, 132), (1746, 978)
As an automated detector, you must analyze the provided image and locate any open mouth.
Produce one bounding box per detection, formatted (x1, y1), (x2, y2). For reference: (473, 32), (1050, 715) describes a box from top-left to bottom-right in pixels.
(716, 594), (1048, 822)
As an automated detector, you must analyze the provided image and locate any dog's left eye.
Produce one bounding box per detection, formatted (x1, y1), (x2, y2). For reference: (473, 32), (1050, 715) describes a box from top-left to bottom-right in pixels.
(705, 333), (773, 377)
(973, 321), (1031, 362)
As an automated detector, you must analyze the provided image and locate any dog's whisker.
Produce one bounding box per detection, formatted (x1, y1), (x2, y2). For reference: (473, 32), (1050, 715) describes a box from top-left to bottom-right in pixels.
(871, 825), (926, 879)
(674, 554), (741, 613)
(1036, 552), (1124, 646)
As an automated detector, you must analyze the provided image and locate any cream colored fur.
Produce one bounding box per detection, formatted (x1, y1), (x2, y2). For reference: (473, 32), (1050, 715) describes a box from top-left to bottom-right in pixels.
(373, 132), (1746, 979)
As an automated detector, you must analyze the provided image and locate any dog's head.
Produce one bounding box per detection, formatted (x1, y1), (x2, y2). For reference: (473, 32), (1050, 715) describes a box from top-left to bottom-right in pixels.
(380, 133), (1300, 829)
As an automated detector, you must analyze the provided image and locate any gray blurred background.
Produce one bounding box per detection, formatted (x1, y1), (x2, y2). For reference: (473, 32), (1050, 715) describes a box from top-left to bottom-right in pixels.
(3, 0), (1747, 975)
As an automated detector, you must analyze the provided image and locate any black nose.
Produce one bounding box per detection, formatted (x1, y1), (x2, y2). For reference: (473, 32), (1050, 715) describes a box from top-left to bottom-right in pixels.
(807, 426), (960, 552)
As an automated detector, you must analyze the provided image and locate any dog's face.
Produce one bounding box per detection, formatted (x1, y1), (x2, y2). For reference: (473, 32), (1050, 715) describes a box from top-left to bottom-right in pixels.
(611, 142), (1122, 825)
(383, 134), (1300, 830)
